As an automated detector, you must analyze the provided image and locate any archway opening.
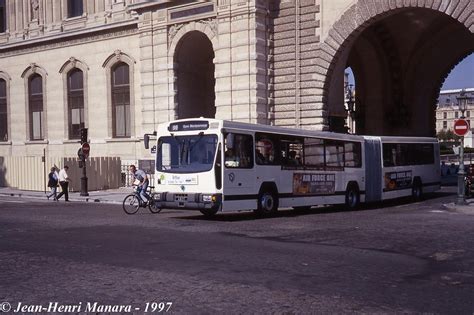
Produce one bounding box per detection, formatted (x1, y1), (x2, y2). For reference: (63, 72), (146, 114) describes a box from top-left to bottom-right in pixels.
(175, 31), (215, 119)
(326, 7), (474, 136)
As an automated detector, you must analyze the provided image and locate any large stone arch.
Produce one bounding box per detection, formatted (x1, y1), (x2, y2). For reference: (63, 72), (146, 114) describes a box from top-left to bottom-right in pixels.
(319, 0), (474, 136)
(168, 20), (218, 59)
(170, 23), (217, 119)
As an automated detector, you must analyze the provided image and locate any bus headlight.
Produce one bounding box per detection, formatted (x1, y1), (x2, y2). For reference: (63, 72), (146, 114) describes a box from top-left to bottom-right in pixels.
(202, 194), (216, 203)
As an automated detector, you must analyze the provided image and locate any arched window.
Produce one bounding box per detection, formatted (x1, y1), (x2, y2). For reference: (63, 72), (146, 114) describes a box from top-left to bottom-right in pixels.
(28, 74), (44, 140)
(0, 78), (7, 141)
(67, 69), (84, 139)
(111, 62), (131, 138)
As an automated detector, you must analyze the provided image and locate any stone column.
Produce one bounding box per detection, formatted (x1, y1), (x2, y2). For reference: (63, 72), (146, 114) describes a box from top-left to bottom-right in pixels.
(269, 0), (323, 129)
(61, 0), (68, 20)
(23, 1), (29, 30)
(253, 1), (269, 124)
(215, 3), (233, 120)
(7, 0), (16, 33)
(86, 0), (95, 15)
(52, 0), (61, 23)
(16, 0), (24, 32)
(138, 9), (171, 132)
(44, 0), (53, 25)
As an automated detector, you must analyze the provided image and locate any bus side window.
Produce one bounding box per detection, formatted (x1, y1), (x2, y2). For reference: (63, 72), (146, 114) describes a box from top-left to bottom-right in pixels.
(281, 138), (304, 167)
(224, 133), (254, 168)
(383, 144), (395, 167)
(304, 137), (324, 169)
(255, 133), (280, 165)
(344, 142), (362, 168)
(325, 140), (344, 169)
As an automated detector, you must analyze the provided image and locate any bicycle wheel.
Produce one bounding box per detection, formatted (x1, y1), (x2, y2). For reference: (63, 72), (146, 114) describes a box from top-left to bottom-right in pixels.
(123, 194), (140, 215)
(148, 195), (162, 214)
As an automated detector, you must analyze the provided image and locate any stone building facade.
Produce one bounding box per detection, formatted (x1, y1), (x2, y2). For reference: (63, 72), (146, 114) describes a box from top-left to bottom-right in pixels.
(436, 88), (474, 132)
(435, 88), (474, 147)
(0, 0), (473, 163)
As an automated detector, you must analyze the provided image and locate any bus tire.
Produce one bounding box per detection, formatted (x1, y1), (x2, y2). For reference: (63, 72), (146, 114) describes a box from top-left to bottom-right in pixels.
(255, 187), (278, 216)
(345, 184), (360, 210)
(412, 178), (423, 201)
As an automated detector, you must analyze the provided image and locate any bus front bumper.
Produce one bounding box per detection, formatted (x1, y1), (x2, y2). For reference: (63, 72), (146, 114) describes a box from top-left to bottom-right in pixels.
(153, 192), (222, 210)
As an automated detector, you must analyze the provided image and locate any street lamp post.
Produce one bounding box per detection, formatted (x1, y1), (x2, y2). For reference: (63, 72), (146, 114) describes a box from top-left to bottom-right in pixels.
(346, 84), (355, 134)
(456, 89), (468, 205)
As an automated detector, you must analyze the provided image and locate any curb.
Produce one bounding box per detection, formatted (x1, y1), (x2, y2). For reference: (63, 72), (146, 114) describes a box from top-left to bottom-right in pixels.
(442, 202), (474, 215)
(0, 192), (122, 205)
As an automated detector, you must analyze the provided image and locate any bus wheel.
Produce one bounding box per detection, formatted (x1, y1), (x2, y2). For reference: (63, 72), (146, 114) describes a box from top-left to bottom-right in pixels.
(200, 207), (218, 217)
(345, 185), (360, 210)
(412, 180), (423, 201)
(256, 190), (278, 216)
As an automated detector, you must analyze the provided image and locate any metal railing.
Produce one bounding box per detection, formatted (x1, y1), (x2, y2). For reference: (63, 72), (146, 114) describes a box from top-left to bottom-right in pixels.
(441, 153), (474, 164)
(121, 162), (155, 187)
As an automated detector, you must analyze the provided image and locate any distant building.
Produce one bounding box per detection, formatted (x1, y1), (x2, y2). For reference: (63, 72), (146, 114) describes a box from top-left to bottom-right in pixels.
(436, 88), (474, 147)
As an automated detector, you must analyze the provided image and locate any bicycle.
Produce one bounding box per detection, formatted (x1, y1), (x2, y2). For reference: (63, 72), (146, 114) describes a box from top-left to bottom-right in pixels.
(122, 185), (162, 215)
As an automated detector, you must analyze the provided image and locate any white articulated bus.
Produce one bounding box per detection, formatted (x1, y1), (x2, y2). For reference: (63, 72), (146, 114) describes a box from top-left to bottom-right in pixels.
(145, 118), (440, 216)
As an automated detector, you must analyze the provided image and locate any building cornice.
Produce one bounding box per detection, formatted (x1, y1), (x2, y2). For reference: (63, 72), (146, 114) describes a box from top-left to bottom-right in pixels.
(0, 19), (139, 55)
(0, 22), (139, 58)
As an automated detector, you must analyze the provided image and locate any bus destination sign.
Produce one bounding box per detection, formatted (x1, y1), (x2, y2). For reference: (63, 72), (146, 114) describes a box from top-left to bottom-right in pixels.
(168, 121), (209, 132)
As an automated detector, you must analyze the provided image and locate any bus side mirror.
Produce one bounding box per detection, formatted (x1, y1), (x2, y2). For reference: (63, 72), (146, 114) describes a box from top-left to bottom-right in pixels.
(225, 133), (234, 150)
(144, 134), (150, 150)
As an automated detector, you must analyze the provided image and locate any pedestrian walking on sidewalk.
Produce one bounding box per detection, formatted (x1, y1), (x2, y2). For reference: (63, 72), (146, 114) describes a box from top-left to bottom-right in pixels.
(56, 165), (70, 202)
(46, 166), (59, 200)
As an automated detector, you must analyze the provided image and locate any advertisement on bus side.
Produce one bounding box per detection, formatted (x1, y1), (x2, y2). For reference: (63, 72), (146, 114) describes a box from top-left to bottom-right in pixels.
(384, 171), (412, 190)
(293, 173), (336, 195)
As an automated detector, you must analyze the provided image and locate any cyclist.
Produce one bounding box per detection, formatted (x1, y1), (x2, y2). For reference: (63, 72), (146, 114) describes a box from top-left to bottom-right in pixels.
(129, 165), (150, 205)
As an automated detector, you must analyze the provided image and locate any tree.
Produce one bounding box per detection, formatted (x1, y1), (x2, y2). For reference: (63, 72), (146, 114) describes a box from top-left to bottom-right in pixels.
(445, 129), (461, 142)
(437, 129), (460, 142)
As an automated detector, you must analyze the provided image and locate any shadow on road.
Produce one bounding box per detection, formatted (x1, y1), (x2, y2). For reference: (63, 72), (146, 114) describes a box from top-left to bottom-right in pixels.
(172, 191), (456, 222)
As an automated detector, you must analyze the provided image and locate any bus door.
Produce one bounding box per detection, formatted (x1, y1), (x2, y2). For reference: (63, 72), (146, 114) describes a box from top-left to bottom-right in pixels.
(364, 137), (382, 202)
(222, 133), (256, 211)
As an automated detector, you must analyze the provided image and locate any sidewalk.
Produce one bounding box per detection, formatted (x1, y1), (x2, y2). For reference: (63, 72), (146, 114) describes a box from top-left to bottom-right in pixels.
(0, 186), (132, 205)
(443, 199), (474, 215)
(2, 185), (474, 212)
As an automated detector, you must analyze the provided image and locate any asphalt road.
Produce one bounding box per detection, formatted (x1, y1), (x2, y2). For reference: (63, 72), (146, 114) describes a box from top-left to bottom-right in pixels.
(0, 188), (473, 314)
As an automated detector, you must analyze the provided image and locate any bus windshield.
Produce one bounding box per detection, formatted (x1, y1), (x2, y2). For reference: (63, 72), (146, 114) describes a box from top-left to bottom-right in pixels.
(157, 134), (218, 173)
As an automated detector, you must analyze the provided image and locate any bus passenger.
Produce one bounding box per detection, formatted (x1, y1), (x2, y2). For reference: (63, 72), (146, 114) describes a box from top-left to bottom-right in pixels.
(225, 148), (240, 167)
(256, 149), (265, 164)
(288, 150), (300, 166)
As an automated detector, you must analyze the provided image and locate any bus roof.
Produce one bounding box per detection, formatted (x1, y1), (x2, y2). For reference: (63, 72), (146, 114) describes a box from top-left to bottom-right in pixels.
(160, 118), (437, 143)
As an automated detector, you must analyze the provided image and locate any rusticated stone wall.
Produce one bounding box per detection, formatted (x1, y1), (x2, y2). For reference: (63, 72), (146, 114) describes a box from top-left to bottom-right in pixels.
(268, 0), (323, 129)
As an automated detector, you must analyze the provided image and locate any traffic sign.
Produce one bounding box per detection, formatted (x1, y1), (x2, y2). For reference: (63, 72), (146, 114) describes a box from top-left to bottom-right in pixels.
(454, 119), (470, 137)
(81, 142), (90, 157)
